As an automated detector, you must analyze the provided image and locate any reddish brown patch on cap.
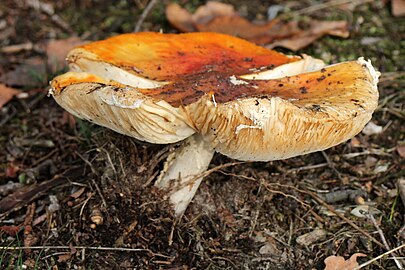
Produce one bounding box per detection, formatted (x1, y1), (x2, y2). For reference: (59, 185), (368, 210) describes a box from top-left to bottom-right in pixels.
(74, 32), (299, 81)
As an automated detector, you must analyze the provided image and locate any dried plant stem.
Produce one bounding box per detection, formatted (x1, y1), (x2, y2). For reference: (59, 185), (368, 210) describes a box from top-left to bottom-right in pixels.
(134, 0), (159, 32)
(0, 245), (168, 257)
(367, 214), (403, 269)
(355, 244), (405, 270)
(25, 0), (73, 33)
(294, 0), (372, 15)
(274, 183), (388, 250)
(321, 151), (343, 180)
(305, 189), (386, 249)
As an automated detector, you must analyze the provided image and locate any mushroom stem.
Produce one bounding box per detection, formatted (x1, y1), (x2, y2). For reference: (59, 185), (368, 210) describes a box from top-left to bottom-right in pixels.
(154, 134), (215, 216)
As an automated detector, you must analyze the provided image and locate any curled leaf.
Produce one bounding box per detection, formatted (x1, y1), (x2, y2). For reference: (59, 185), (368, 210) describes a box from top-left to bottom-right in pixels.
(324, 253), (366, 270)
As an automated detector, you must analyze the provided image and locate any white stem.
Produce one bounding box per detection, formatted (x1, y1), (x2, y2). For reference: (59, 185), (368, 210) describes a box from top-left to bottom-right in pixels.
(154, 134), (214, 216)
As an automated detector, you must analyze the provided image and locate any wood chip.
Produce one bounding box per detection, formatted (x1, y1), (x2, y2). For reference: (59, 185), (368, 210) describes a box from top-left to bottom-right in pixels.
(296, 228), (327, 246)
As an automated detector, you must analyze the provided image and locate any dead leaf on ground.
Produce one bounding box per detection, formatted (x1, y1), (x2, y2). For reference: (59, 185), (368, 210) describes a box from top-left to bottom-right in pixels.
(266, 20), (349, 51)
(166, 1), (350, 50)
(324, 253), (366, 270)
(0, 57), (47, 87)
(397, 144), (405, 158)
(58, 253), (72, 263)
(0, 225), (21, 236)
(46, 37), (87, 73)
(192, 1), (236, 24)
(392, 0), (405, 17)
(0, 83), (23, 108)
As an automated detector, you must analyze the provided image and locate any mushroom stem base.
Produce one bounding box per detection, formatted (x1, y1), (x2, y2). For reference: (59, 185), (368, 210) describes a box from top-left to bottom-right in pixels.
(154, 134), (214, 217)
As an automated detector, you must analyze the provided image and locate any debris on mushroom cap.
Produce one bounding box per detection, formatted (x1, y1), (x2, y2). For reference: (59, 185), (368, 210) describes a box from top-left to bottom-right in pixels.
(50, 32), (379, 160)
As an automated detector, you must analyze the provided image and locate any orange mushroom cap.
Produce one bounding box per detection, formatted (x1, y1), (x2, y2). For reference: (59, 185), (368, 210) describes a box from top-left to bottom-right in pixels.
(50, 32), (379, 160)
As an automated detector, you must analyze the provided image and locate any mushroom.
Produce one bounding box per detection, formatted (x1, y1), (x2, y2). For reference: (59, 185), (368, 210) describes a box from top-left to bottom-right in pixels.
(50, 32), (379, 216)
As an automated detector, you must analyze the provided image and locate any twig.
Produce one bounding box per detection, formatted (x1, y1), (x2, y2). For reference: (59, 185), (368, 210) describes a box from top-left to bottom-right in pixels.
(91, 178), (107, 209)
(277, 183), (388, 250)
(321, 151), (343, 180)
(0, 42), (34, 54)
(134, 0), (159, 32)
(342, 148), (394, 159)
(170, 161), (250, 192)
(0, 245), (160, 254)
(263, 184), (310, 208)
(286, 163), (328, 173)
(75, 151), (107, 208)
(25, 0), (73, 33)
(355, 244), (405, 270)
(294, 0), (373, 15)
(367, 213), (403, 269)
(308, 191), (385, 249)
(79, 192), (93, 218)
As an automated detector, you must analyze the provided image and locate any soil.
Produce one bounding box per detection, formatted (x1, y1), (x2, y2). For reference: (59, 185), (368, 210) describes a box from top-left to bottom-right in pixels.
(0, 0), (404, 269)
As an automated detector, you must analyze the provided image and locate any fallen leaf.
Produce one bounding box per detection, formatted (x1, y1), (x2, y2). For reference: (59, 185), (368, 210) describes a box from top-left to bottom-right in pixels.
(5, 161), (20, 178)
(192, 1), (237, 24)
(0, 225), (21, 236)
(0, 84), (21, 108)
(57, 253), (72, 263)
(46, 37), (87, 73)
(195, 16), (280, 42)
(296, 228), (327, 246)
(0, 57), (47, 87)
(266, 20), (349, 51)
(392, 0), (405, 17)
(70, 187), (86, 199)
(166, 1), (350, 50)
(324, 253), (366, 270)
(165, 3), (195, 32)
(397, 144), (405, 158)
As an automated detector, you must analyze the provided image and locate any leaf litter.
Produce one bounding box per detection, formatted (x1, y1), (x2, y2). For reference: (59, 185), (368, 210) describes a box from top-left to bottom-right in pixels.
(166, 1), (349, 50)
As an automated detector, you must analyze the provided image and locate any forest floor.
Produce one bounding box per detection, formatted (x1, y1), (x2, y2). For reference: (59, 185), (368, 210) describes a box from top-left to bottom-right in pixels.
(0, 0), (404, 269)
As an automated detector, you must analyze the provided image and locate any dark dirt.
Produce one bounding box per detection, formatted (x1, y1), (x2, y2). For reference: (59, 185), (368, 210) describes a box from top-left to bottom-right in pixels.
(0, 0), (404, 269)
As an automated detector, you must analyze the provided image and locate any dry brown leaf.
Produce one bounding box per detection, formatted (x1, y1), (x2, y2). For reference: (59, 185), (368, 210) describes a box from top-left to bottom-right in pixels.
(58, 253), (72, 263)
(0, 225), (21, 236)
(46, 37), (87, 73)
(397, 145), (405, 158)
(267, 20), (349, 51)
(0, 83), (21, 108)
(165, 3), (196, 32)
(192, 1), (236, 24)
(166, 1), (350, 50)
(0, 57), (46, 87)
(324, 253), (366, 270)
(392, 0), (405, 17)
(195, 16), (279, 41)
(70, 187), (86, 199)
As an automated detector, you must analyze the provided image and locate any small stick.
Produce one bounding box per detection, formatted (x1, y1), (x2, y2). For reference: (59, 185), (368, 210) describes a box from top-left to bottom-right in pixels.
(294, 0), (372, 15)
(367, 213), (403, 269)
(0, 245), (150, 253)
(134, 0), (159, 32)
(321, 151), (343, 181)
(286, 163), (328, 173)
(75, 151), (107, 208)
(355, 244), (405, 269)
(0, 43), (34, 54)
(25, 0), (73, 33)
(288, 184), (387, 249)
